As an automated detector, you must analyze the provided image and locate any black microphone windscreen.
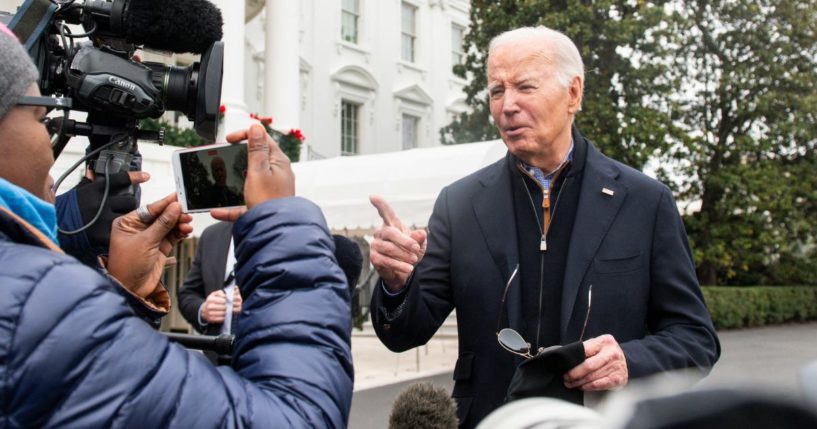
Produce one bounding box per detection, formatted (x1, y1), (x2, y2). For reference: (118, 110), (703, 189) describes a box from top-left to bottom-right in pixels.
(333, 235), (363, 292)
(124, 0), (223, 54)
(389, 382), (458, 429)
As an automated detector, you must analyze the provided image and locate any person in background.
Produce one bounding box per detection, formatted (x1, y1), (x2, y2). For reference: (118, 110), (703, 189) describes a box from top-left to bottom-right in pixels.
(332, 234), (364, 298)
(0, 25), (353, 427)
(178, 229), (363, 365)
(178, 220), (242, 364)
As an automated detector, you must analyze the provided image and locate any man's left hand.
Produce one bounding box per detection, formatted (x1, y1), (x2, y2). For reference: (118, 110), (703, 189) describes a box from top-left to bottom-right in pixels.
(563, 334), (628, 391)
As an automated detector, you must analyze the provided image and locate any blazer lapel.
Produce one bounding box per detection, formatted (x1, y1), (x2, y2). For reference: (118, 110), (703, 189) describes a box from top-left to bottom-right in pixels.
(472, 153), (522, 331)
(560, 142), (627, 340)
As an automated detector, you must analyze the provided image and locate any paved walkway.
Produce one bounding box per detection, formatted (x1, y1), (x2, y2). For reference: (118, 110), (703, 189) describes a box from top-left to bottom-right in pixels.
(352, 321), (817, 393)
(350, 322), (817, 428)
(699, 322), (817, 392)
(352, 334), (459, 391)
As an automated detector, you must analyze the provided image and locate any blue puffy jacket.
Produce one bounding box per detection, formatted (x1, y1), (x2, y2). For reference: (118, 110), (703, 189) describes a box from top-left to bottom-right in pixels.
(0, 197), (353, 428)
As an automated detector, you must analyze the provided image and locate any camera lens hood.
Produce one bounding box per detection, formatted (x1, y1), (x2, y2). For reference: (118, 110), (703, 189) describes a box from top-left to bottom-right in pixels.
(194, 41), (223, 141)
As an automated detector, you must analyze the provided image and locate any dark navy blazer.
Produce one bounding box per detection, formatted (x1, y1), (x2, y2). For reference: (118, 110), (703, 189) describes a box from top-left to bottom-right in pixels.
(372, 128), (720, 428)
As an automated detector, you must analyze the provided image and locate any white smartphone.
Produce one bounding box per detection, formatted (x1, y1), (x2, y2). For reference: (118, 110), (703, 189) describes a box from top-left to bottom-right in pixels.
(171, 142), (248, 213)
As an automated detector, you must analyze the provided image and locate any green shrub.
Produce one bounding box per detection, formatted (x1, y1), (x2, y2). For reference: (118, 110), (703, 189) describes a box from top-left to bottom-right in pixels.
(702, 286), (817, 330)
(140, 118), (207, 147)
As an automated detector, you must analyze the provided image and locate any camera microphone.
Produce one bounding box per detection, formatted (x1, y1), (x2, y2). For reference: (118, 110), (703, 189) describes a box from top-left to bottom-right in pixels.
(388, 382), (459, 429)
(76, 0), (223, 54)
(122, 0), (223, 54)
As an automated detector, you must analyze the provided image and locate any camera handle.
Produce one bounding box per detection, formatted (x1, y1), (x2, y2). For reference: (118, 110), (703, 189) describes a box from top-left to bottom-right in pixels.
(92, 141), (135, 179)
(52, 119), (163, 236)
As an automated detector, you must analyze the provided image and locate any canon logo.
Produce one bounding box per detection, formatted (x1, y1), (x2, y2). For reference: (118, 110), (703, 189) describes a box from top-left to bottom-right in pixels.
(108, 76), (136, 92)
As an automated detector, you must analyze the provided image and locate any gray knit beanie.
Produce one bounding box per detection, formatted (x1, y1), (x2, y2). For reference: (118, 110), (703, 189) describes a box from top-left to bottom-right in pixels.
(0, 23), (39, 121)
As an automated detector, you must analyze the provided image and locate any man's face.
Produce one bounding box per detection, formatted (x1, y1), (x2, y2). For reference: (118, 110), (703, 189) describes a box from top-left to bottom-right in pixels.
(211, 157), (227, 185)
(487, 42), (582, 166)
(0, 84), (55, 200)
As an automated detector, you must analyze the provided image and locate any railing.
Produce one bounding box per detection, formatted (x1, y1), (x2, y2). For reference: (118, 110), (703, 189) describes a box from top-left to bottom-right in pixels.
(307, 145), (329, 160)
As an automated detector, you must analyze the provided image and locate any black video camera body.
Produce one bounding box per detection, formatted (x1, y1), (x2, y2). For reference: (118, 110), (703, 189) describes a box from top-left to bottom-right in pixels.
(1, 0), (224, 248)
(2, 0), (224, 167)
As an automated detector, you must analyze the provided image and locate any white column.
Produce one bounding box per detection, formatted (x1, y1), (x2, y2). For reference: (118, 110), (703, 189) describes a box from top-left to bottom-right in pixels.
(218, 0), (252, 140)
(264, 0), (300, 133)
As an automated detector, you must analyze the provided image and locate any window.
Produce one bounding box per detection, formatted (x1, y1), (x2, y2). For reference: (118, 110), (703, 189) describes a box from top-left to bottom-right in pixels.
(341, 101), (360, 156)
(402, 114), (419, 150)
(451, 23), (465, 67)
(341, 0), (359, 43)
(401, 2), (417, 62)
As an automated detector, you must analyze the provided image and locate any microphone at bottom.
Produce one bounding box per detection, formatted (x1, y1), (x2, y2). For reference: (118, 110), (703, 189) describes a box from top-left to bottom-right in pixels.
(389, 381), (458, 429)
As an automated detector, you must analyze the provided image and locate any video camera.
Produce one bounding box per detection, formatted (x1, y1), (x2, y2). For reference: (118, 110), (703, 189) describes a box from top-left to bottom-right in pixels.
(0, 0), (223, 238)
(0, 0), (223, 172)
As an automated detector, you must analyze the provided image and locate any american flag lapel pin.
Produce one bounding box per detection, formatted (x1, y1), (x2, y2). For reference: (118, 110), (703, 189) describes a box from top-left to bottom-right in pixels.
(602, 187), (614, 196)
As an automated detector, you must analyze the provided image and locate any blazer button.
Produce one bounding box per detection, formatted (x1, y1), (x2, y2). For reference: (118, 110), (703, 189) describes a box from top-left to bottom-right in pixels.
(383, 323), (391, 331)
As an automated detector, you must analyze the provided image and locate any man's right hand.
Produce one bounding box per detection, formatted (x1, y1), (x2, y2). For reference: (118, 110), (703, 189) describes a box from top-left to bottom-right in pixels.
(369, 195), (427, 293)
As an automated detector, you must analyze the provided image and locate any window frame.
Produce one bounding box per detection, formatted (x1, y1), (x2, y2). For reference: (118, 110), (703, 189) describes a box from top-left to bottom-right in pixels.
(451, 23), (465, 68)
(400, 2), (418, 63)
(401, 113), (420, 150)
(341, 0), (360, 44)
(340, 100), (361, 156)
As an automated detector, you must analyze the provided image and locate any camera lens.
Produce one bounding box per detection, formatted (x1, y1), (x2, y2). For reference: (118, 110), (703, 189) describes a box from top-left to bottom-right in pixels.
(161, 65), (195, 117)
(145, 41), (222, 141)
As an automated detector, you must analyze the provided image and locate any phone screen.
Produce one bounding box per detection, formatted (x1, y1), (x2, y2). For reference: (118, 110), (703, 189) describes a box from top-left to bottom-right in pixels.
(176, 143), (247, 211)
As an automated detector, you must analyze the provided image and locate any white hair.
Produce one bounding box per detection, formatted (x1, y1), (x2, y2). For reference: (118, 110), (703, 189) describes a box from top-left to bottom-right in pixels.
(488, 26), (585, 89)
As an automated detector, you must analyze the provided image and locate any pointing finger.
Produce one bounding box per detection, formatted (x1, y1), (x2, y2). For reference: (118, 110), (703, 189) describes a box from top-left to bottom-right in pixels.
(370, 195), (405, 231)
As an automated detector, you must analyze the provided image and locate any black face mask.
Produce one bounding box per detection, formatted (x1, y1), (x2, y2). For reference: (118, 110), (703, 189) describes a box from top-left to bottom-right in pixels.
(505, 341), (586, 404)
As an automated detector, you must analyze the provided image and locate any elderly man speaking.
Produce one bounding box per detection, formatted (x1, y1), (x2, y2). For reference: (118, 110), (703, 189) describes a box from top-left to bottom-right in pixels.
(368, 26), (720, 428)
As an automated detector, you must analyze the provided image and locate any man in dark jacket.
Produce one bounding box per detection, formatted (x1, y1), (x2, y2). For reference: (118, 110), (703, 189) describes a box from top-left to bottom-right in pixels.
(178, 226), (362, 366)
(0, 25), (353, 428)
(177, 221), (241, 364)
(368, 26), (719, 427)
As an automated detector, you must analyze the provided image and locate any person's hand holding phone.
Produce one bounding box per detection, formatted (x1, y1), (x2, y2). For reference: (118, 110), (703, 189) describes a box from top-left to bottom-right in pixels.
(107, 193), (194, 299)
(211, 124), (294, 222)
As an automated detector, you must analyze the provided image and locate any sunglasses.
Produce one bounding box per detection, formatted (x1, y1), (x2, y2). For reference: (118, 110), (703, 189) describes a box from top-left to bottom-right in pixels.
(17, 95), (73, 111)
(15, 95), (74, 155)
(495, 264), (592, 359)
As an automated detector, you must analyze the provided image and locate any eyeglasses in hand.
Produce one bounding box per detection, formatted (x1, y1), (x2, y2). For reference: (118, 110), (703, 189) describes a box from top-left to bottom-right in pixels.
(495, 264), (592, 359)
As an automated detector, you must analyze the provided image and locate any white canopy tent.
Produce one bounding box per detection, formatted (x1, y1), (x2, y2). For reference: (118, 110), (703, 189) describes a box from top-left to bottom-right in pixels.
(293, 140), (508, 235)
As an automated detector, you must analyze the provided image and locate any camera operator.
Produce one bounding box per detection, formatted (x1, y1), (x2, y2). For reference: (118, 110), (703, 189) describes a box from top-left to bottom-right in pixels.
(0, 26), (353, 428)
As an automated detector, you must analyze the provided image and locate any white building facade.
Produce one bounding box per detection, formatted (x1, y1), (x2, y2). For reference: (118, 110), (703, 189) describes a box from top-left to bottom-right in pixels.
(217, 0), (472, 160)
(1, 0), (472, 158)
